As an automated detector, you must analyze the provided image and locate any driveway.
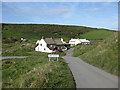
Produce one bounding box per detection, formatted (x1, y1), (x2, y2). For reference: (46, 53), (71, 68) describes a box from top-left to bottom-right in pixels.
(62, 48), (118, 88)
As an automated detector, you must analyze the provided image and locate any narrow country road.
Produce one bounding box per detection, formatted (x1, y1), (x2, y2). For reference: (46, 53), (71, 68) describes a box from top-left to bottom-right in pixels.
(1, 56), (27, 60)
(62, 48), (118, 88)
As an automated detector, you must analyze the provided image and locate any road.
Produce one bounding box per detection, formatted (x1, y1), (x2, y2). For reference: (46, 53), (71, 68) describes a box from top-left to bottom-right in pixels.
(62, 48), (118, 88)
(1, 56), (27, 60)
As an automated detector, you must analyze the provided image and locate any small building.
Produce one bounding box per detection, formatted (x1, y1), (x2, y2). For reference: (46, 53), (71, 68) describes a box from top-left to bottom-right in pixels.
(79, 39), (90, 45)
(21, 38), (27, 41)
(60, 38), (66, 44)
(69, 38), (90, 45)
(54, 39), (64, 50)
(69, 39), (81, 45)
(35, 38), (53, 53)
(35, 37), (64, 53)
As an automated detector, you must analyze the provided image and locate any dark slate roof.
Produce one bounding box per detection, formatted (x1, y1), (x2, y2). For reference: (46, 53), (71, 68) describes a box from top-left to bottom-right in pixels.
(44, 38), (55, 44)
(54, 39), (63, 45)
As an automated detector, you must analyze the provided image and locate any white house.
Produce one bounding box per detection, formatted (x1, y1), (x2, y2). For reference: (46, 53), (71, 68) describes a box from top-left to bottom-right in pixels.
(60, 38), (66, 44)
(35, 38), (53, 53)
(79, 39), (90, 45)
(69, 38), (90, 45)
(21, 38), (27, 41)
(35, 38), (64, 53)
(69, 39), (81, 45)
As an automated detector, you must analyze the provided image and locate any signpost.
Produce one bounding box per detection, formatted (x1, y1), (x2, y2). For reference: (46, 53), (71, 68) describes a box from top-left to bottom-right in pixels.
(48, 54), (59, 61)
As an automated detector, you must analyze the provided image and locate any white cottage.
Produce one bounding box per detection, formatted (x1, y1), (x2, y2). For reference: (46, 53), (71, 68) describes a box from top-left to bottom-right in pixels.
(35, 38), (54, 53)
(69, 38), (90, 45)
(69, 39), (81, 45)
(60, 38), (66, 44)
(35, 38), (64, 53)
(79, 39), (90, 45)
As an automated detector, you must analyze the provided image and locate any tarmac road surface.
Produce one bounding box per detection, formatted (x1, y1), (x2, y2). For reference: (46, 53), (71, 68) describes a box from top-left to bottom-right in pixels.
(1, 56), (27, 60)
(62, 48), (118, 88)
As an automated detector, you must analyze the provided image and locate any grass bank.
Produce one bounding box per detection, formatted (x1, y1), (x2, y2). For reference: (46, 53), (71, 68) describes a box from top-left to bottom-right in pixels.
(2, 40), (75, 88)
(80, 30), (115, 39)
(73, 32), (118, 76)
(2, 52), (75, 88)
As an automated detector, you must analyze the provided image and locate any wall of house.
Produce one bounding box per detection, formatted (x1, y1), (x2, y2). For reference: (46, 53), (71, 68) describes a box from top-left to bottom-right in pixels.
(69, 40), (81, 45)
(35, 39), (53, 53)
(56, 45), (64, 50)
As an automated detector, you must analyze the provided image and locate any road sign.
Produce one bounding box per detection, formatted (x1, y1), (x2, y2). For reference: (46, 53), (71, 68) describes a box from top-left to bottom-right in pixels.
(48, 54), (59, 57)
(48, 54), (59, 61)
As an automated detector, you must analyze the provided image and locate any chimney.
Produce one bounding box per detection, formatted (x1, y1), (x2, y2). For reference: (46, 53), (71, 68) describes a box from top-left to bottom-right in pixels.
(42, 36), (44, 39)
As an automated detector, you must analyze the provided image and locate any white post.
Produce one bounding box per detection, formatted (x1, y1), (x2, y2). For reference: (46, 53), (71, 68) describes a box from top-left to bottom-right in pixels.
(57, 57), (58, 61)
(49, 57), (50, 61)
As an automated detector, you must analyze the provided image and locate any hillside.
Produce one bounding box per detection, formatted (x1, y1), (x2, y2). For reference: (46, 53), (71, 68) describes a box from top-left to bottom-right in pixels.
(80, 30), (114, 39)
(2, 23), (112, 43)
(2, 23), (118, 88)
(73, 32), (118, 76)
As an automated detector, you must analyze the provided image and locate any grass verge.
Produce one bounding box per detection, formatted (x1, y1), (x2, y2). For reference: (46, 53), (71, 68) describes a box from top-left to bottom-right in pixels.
(73, 32), (118, 76)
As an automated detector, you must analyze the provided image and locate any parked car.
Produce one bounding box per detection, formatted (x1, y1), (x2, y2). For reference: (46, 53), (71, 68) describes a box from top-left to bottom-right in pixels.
(65, 46), (70, 50)
(55, 50), (63, 52)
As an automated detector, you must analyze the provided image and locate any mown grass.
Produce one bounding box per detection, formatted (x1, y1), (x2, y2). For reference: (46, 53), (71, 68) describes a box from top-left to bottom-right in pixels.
(80, 30), (115, 39)
(2, 51), (75, 88)
(73, 32), (118, 76)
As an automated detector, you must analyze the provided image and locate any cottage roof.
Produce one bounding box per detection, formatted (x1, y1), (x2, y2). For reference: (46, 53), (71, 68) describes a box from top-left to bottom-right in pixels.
(44, 38), (55, 44)
(54, 39), (63, 45)
(79, 39), (90, 42)
(69, 39), (79, 42)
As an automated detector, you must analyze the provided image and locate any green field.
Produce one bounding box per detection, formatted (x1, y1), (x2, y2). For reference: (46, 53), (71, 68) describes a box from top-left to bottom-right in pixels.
(73, 32), (118, 76)
(2, 53), (75, 88)
(2, 23), (111, 42)
(2, 38), (76, 88)
(1, 23), (78, 88)
(2, 23), (118, 88)
(80, 30), (115, 39)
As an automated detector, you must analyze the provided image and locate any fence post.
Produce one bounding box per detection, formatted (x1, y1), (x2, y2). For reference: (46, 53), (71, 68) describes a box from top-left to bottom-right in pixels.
(49, 57), (50, 61)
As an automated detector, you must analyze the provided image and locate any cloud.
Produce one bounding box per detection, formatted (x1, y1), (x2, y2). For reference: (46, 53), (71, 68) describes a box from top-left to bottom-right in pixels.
(85, 8), (100, 11)
(3, 2), (74, 17)
(47, 8), (70, 14)
(93, 8), (100, 11)
(41, 6), (72, 15)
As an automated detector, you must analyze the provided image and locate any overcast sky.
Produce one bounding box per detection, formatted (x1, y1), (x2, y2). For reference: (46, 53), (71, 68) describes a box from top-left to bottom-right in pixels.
(2, 2), (118, 30)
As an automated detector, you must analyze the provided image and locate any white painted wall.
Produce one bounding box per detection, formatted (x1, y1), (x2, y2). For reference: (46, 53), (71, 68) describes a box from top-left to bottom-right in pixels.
(79, 39), (90, 45)
(35, 39), (53, 53)
(60, 38), (66, 44)
(69, 38), (90, 45)
(69, 39), (81, 45)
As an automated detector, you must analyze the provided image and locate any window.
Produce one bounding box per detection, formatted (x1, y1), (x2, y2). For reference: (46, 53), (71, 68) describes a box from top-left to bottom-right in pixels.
(44, 48), (46, 50)
(50, 45), (52, 47)
(40, 44), (42, 46)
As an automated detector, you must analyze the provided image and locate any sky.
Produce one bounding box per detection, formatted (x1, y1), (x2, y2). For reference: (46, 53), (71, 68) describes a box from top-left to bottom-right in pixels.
(2, 2), (118, 30)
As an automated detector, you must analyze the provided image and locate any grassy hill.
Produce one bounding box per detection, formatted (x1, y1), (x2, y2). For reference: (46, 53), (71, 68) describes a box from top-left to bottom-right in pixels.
(2, 23), (118, 88)
(2, 23), (80, 88)
(80, 29), (114, 39)
(73, 32), (118, 76)
(2, 23), (111, 42)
